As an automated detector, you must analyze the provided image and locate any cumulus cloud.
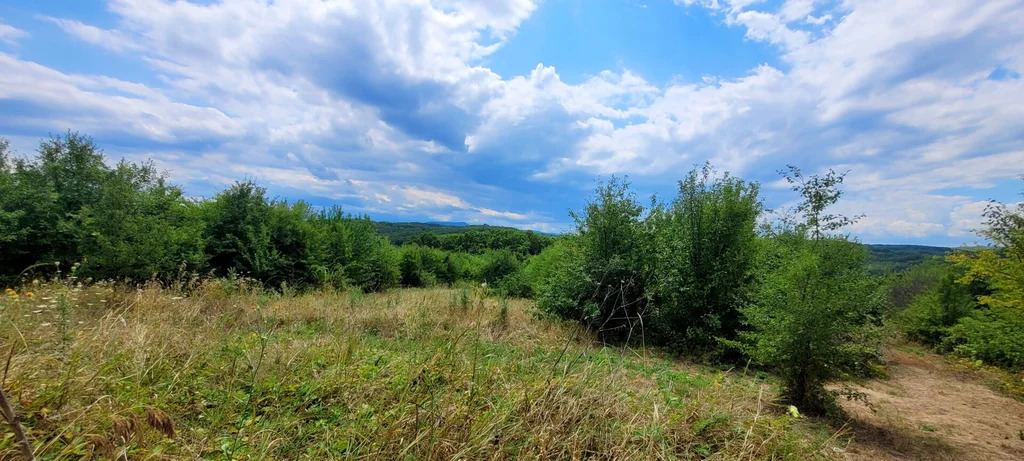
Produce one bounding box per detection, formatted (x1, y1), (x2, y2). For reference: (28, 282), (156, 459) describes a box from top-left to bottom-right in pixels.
(1, 0), (1023, 241)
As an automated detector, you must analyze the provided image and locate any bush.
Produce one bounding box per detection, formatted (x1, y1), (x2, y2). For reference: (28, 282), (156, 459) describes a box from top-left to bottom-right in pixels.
(535, 178), (652, 340)
(648, 164), (762, 348)
(898, 271), (975, 345)
(78, 160), (205, 282)
(882, 259), (947, 311)
(0, 133), (108, 281)
(737, 167), (881, 416)
(943, 308), (1024, 370)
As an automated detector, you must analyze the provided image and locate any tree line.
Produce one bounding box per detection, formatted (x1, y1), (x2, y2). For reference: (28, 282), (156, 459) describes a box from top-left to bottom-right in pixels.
(0, 133), (525, 292)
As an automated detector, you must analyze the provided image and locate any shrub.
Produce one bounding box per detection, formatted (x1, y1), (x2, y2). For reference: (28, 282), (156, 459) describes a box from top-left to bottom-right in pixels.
(78, 160), (205, 282)
(648, 164), (762, 348)
(943, 308), (1024, 370)
(536, 178), (653, 340)
(478, 249), (520, 284)
(202, 181), (278, 281)
(898, 271), (975, 345)
(883, 259), (947, 311)
(737, 167), (881, 416)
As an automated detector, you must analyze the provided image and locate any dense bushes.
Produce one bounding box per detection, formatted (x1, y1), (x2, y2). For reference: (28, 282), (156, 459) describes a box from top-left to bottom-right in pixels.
(0, 133), (537, 292)
(533, 167), (764, 348)
(0, 134), (402, 291)
(648, 165), (762, 347)
(529, 165), (882, 415)
(736, 167), (882, 416)
(410, 228), (553, 256)
(534, 178), (652, 339)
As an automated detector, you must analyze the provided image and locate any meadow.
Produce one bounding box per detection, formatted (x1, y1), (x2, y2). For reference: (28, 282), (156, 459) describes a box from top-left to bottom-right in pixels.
(1, 281), (835, 459)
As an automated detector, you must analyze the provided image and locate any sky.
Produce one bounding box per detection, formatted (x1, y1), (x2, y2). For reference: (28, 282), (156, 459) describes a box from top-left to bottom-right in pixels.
(1, 0), (1023, 246)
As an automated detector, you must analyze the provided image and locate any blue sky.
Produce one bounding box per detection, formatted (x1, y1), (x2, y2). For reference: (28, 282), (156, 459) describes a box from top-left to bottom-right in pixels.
(1, 0), (1023, 246)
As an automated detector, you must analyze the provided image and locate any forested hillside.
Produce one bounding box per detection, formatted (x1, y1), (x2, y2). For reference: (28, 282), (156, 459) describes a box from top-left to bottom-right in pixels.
(865, 244), (951, 272)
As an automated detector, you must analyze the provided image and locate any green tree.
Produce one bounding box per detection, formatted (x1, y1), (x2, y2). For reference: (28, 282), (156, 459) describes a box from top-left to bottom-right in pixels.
(649, 164), (762, 348)
(202, 181), (278, 281)
(537, 177), (652, 340)
(948, 181), (1024, 310)
(738, 166), (880, 416)
(77, 160), (205, 281)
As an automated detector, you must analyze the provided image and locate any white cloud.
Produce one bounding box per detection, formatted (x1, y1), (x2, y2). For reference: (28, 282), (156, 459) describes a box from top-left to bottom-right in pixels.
(41, 17), (141, 52)
(0, 53), (240, 142)
(4, 0), (1024, 240)
(0, 21), (28, 45)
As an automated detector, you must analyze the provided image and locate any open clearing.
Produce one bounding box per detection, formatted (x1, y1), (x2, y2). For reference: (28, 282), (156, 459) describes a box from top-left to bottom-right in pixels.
(3, 282), (1022, 459)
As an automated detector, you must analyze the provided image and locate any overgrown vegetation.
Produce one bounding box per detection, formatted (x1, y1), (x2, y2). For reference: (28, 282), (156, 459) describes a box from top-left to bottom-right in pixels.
(4, 132), (1023, 457)
(0, 282), (839, 459)
(0, 133), (527, 293)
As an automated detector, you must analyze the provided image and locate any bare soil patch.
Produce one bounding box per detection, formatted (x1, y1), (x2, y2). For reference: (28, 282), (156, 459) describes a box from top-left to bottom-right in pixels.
(837, 349), (1024, 460)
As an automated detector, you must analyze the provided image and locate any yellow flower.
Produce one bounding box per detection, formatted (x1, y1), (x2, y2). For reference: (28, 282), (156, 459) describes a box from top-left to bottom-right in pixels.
(25, 292), (34, 298)
(273, 304), (280, 311)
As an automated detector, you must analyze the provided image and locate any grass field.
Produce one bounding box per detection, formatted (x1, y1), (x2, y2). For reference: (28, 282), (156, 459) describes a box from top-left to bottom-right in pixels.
(1, 281), (841, 459)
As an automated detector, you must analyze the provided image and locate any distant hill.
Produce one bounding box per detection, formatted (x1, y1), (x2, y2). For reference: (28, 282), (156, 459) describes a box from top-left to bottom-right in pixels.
(374, 221), (522, 245)
(865, 244), (951, 272)
(376, 222), (952, 272)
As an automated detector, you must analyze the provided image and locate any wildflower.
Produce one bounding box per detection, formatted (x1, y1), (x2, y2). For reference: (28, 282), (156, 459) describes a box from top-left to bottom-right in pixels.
(25, 291), (33, 298)
(274, 304), (280, 311)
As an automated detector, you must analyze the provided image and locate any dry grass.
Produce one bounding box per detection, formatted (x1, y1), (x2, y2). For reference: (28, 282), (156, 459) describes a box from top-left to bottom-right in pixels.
(1, 280), (838, 459)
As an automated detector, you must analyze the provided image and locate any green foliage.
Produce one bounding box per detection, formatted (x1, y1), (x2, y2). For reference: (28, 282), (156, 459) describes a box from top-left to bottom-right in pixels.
(534, 166), (763, 350)
(882, 259), (948, 311)
(551, 177), (653, 339)
(898, 269), (975, 345)
(648, 164), (762, 348)
(0, 132), (206, 284)
(737, 167), (880, 416)
(376, 222), (552, 254)
(866, 244), (950, 273)
(895, 181), (1024, 371)
(948, 183), (1024, 310)
(942, 307), (1024, 370)
(0, 134), (403, 291)
(426, 228), (553, 255)
(0, 133), (102, 279)
(201, 181), (280, 281)
(78, 160), (205, 281)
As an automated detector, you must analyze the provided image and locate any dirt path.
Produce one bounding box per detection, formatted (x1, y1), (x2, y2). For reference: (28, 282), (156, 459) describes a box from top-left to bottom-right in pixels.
(836, 349), (1024, 460)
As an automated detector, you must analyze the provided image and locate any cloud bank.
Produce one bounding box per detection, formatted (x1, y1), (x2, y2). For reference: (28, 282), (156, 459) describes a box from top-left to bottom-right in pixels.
(0, 0), (1022, 243)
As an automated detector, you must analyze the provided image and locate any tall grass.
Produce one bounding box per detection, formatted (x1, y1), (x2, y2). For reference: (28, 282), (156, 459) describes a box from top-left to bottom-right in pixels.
(1, 281), (837, 459)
